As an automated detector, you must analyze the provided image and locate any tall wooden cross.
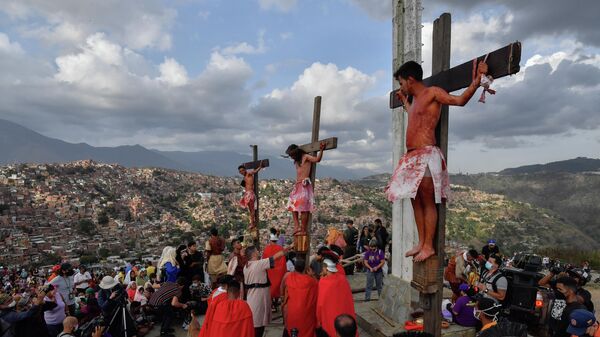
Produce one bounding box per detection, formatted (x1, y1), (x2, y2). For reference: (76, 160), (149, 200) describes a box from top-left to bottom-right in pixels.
(292, 96), (338, 260)
(389, 13), (521, 336)
(240, 146), (270, 248)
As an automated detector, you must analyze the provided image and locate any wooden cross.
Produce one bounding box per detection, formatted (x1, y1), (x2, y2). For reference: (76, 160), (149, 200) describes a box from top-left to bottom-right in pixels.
(240, 146), (270, 248)
(389, 13), (521, 336)
(292, 96), (338, 259)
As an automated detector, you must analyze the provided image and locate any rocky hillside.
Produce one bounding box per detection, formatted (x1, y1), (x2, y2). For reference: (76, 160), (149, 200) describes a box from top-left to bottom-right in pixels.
(451, 172), (600, 245)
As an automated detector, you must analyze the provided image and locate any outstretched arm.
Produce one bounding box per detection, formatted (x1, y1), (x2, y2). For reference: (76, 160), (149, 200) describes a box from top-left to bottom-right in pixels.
(396, 90), (411, 111)
(433, 60), (488, 107)
(250, 164), (263, 175)
(305, 142), (326, 163)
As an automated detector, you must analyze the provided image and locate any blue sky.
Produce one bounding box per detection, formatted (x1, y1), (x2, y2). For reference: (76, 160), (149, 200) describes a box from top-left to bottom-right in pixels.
(0, 0), (598, 174)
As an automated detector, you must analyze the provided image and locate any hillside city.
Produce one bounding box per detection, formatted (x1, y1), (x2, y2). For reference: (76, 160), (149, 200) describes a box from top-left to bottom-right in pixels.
(2, 160), (594, 270)
(0, 161), (388, 269)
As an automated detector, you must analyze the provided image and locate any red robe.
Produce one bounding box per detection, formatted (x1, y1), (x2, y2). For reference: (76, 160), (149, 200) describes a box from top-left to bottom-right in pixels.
(317, 272), (356, 337)
(336, 263), (346, 276)
(208, 299), (254, 337)
(262, 243), (286, 298)
(198, 291), (227, 337)
(285, 272), (318, 337)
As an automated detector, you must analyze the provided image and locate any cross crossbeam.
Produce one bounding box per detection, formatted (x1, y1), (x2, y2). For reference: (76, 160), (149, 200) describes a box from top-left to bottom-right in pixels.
(241, 159), (270, 170)
(389, 41), (522, 109)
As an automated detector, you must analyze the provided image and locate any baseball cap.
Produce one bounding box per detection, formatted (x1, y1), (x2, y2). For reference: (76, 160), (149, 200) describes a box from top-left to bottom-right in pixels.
(567, 309), (596, 336)
(488, 239), (496, 245)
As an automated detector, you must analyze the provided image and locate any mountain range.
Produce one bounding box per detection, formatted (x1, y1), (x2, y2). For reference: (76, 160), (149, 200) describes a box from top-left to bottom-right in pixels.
(0, 119), (370, 179)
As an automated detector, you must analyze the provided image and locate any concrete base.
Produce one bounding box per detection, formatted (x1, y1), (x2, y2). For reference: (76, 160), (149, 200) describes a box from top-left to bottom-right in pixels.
(378, 274), (420, 323)
(349, 274), (476, 337)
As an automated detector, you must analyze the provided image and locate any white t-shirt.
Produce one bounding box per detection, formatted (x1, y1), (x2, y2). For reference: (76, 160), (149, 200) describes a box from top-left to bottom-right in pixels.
(49, 275), (75, 305)
(74, 271), (91, 289)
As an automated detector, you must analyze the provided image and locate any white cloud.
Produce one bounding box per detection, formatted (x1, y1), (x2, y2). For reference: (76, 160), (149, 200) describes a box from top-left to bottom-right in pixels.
(258, 0), (297, 12)
(1, 0), (176, 50)
(348, 0), (391, 21)
(252, 62), (392, 171)
(221, 30), (267, 56)
(158, 58), (189, 87)
(0, 32), (24, 55)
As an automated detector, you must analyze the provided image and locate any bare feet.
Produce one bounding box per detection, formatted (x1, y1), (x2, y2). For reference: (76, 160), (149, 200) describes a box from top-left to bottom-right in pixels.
(405, 244), (423, 257)
(414, 246), (435, 262)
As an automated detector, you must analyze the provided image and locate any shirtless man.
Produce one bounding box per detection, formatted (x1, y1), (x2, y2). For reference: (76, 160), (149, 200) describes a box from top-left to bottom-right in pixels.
(385, 59), (488, 262)
(285, 142), (326, 235)
(238, 163), (263, 230)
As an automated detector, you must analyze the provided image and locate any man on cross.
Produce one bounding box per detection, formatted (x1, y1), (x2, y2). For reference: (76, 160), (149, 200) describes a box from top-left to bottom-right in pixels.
(285, 141), (326, 235)
(238, 163), (263, 230)
(385, 59), (488, 262)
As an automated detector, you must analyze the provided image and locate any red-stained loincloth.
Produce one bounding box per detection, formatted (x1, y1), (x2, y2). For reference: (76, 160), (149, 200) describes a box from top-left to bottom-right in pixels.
(286, 179), (315, 212)
(239, 190), (256, 208)
(385, 146), (450, 204)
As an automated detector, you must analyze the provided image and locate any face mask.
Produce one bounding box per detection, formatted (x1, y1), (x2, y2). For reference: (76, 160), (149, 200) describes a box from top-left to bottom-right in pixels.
(485, 262), (493, 270)
(473, 309), (481, 320)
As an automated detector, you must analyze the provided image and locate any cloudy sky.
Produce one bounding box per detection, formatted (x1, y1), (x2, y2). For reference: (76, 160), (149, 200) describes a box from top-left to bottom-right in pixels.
(0, 0), (598, 174)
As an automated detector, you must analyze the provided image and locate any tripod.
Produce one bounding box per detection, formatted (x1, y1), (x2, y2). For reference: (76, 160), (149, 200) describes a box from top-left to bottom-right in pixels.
(107, 302), (136, 337)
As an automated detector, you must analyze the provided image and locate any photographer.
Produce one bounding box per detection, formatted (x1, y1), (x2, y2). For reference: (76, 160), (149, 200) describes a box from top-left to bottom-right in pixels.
(0, 290), (45, 337)
(97, 276), (127, 317)
(148, 276), (188, 337)
(567, 268), (594, 312)
(476, 255), (507, 303)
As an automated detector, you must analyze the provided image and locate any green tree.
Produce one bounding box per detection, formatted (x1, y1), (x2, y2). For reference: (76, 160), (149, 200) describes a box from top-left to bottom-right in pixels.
(97, 211), (109, 225)
(98, 248), (110, 258)
(77, 219), (96, 236)
(80, 255), (98, 265)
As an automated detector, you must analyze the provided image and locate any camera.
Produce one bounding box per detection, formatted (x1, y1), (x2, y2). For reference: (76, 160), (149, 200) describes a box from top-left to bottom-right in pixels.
(41, 284), (54, 293)
(550, 265), (564, 274)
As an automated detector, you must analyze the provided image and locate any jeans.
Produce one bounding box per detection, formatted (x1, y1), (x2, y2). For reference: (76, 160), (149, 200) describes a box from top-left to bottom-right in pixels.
(365, 270), (383, 300)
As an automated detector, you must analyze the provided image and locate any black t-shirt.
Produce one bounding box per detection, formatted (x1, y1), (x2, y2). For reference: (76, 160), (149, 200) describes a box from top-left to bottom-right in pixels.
(549, 280), (586, 337)
(481, 245), (500, 260)
(553, 301), (586, 337)
(577, 287), (594, 312)
(375, 227), (389, 250)
(185, 251), (204, 278)
(344, 227), (358, 247)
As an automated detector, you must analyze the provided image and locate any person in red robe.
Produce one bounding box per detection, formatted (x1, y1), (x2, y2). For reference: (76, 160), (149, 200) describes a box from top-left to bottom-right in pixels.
(282, 258), (318, 337)
(207, 280), (254, 337)
(316, 256), (357, 337)
(262, 231), (287, 308)
(329, 245), (346, 276)
(198, 275), (232, 337)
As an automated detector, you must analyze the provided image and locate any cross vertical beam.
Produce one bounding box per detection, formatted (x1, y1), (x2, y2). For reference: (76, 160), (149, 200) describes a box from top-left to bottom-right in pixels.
(422, 12), (451, 337)
(301, 96), (321, 260)
(251, 145), (260, 247)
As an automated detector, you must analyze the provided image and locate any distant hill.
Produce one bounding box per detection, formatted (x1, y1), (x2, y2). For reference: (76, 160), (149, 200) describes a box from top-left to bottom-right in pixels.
(500, 157), (600, 175)
(355, 166), (600, 250)
(0, 119), (368, 179)
(452, 172), (600, 245)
